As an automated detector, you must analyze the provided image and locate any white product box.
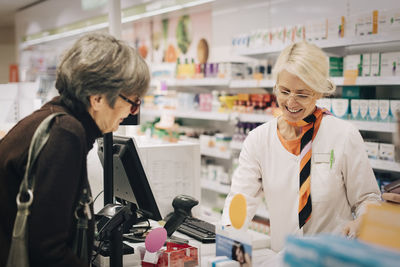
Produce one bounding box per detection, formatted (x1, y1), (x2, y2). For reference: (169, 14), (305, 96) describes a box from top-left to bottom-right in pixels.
(368, 100), (379, 121)
(387, 8), (400, 33)
(295, 24), (305, 42)
(378, 9), (390, 34)
(331, 99), (349, 119)
(317, 98), (332, 112)
(379, 100), (390, 122)
(370, 53), (381, 76)
(362, 53), (371, 77)
(390, 100), (400, 122)
(344, 54), (362, 72)
(354, 13), (366, 36)
(327, 16), (342, 40)
(364, 12), (373, 35)
(380, 52), (399, 77)
(305, 21), (315, 42)
(276, 27), (286, 46)
(364, 141), (379, 159)
(379, 143), (395, 161)
(351, 99), (360, 120)
(359, 100), (369, 120)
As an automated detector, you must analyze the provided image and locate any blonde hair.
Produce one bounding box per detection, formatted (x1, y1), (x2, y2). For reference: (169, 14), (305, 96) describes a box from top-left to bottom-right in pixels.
(272, 41), (335, 95)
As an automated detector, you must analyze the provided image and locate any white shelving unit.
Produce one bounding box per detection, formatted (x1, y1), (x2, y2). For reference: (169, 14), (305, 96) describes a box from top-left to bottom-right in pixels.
(151, 78), (230, 87)
(352, 121), (396, 133)
(200, 148), (231, 159)
(229, 79), (275, 88)
(201, 179), (230, 194)
(151, 76), (400, 89)
(331, 76), (400, 86)
(234, 113), (274, 123)
(141, 108), (230, 121)
(369, 159), (400, 173)
(234, 33), (400, 58)
(142, 108), (396, 133)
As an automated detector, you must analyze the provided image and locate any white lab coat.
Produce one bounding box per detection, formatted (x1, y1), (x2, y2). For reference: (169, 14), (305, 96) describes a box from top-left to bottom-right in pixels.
(221, 115), (381, 252)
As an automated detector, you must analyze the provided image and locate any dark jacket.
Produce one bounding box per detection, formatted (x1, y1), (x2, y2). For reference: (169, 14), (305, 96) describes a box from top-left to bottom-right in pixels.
(0, 96), (102, 267)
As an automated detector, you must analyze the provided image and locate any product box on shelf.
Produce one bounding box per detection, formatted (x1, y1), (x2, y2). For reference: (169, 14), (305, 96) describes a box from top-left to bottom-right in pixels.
(380, 52), (400, 77)
(344, 54), (362, 76)
(379, 100), (391, 122)
(379, 143), (395, 161)
(327, 16), (343, 40)
(365, 141), (379, 159)
(359, 99), (369, 121)
(387, 8), (400, 33)
(329, 57), (343, 77)
(361, 53), (371, 77)
(351, 99), (360, 120)
(371, 52), (381, 76)
(331, 98), (349, 119)
(368, 100), (379, 121)
(316, 98), (331, 112)
(390, 100), (400, 122)
(378, 9), (390, 35)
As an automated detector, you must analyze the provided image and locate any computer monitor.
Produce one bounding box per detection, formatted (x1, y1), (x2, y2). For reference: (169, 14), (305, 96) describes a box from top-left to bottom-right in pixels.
(97, 136), (162, 221)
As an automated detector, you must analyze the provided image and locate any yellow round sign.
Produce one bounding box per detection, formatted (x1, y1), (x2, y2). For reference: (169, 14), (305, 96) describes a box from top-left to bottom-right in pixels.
(229, 194), (247, 229)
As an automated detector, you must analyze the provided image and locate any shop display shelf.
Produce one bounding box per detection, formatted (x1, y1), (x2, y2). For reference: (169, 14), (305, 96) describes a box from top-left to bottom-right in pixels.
(351, 120), (396, 133)
(229, 79), (275, 88)
(234, 33), (400, 58)
(331, 76), (400, 86)
(230, 140), (243, 150)
(201, 179), (231, 194)
(200, 148), (231, 159)
(234, 113), (275, 123)
(141, 108), (230, 121)
(369, 159), (400, 173)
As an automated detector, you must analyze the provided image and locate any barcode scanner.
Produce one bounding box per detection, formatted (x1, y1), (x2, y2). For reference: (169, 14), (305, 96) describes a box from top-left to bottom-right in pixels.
(164, 195), (199, 237)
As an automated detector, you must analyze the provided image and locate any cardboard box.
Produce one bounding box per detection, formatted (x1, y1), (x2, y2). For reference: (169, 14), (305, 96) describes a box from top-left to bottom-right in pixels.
(359, 99), (369, 120)
(365, 141), (379, 159)
(351, 99), (360, 120)
(368, 100), (379, 121)
(331, 98), (349, 119)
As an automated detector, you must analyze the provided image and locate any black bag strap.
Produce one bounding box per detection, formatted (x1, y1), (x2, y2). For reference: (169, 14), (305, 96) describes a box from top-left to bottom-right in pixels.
(17, 112), (66, 208)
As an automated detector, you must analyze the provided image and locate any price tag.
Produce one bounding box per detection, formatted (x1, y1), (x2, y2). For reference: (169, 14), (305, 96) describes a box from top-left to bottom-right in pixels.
(143, 251), (159, 264)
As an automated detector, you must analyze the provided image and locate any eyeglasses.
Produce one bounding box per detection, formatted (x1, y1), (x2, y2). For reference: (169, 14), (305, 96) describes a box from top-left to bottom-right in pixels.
(119, 94), (141, 114)
(274, 85), (315, 103)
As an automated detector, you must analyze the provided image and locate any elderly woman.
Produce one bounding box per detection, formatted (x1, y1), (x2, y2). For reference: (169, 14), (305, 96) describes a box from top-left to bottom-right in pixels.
(0, 33), (150, 267)
(222, 41), (381, 254)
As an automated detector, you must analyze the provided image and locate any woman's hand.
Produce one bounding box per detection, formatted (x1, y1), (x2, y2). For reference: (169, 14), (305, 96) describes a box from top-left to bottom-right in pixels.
(341, 217), (362, 238)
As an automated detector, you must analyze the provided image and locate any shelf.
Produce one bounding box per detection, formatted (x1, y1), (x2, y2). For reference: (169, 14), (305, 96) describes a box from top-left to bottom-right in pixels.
(229, 79), (275, 88)
(230, 140), (243, 150)
(331, 76), (400, 86)
(201, 179), (230, 194)
(151, 78), (230, 87)
(151, 76), (400, 89)
(141, 108), (230, 121)
(370, 159), (400, 173)
(234, 33), (400, 58)
(351, 120), (396, 133)
(234, 113), (275, 123)
(201, 148), (231, 159)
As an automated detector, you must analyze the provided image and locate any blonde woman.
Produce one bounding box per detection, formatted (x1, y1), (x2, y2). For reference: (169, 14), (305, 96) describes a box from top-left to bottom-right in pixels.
(222, 41), (381, 256)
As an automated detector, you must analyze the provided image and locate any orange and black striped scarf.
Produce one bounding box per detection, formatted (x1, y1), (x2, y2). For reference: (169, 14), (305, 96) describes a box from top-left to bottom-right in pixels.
(285, 107), (330, 228)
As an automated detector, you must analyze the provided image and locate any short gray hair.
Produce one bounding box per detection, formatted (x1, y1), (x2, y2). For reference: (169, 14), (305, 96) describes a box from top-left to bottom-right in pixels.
(56, 32), (150, 113)
(272, 41), (335, 96)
